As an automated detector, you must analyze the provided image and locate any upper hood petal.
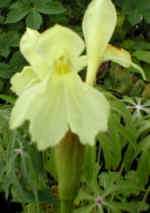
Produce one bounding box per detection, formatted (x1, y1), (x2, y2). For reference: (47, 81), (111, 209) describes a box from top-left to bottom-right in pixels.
(20, 28), (50, 80)
(36, 25), (85, 69)
(82, 0), (117, 85)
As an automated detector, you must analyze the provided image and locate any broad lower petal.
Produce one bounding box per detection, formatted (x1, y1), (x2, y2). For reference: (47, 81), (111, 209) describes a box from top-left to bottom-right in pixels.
(65, 73), (110, 145)
(36, 25), (85, 68)
(103, 44), (146, 79)
(20, 28), (50, 79)
(82, 0), (117, 85)
(10, 66), (40, 96)
(10, 76), (68, 150)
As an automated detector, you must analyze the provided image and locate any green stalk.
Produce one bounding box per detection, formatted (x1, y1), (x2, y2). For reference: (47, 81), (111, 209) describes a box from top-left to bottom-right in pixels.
(55, 130), (84, 213)
(61, 200), (73, 213)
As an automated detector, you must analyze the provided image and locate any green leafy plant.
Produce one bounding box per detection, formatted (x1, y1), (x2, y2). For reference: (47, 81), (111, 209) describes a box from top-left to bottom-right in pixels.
(6, 0), (66, 29)
(0, 0), (150, 213)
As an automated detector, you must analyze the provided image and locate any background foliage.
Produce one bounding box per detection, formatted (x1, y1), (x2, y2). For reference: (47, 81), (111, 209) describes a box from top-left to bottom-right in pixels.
(1, 0), (150, 212)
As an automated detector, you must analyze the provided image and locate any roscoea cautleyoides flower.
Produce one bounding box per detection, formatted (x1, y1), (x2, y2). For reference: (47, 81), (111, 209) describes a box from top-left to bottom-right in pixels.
(9, 0), (145, 150)
(9, 25), (110, 150)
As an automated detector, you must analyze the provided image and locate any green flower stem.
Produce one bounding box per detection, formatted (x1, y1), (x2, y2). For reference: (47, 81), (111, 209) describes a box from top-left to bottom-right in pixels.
(55, 130), (84, 213)
(61, 200), (73, 213)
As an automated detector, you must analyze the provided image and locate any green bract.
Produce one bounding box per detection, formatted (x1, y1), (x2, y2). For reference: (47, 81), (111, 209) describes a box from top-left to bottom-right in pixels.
(10, 0), (145, 150)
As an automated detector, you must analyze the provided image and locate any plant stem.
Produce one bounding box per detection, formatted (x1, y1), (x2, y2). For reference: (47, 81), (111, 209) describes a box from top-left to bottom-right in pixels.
(61, 200), (73, 213)
(55, 130), (84, 213)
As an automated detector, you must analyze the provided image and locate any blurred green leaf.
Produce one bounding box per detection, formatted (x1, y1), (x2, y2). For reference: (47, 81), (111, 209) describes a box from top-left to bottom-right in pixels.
(127, 10), (143, 26)
(137, 150), (150, 186)
(133, 50), (150, 63)
(120, 40), (150, 50)
(107, 200), (148, 213)
(143, 9), (150, 23)
(73, 204), (95, 213)
(6, 8), (30, 23)
(26, 10), (43, 29)
(82, 145), (97, 184)
(0, 0), (11, 8)
(36, 1), (66, 15)
(0, 63), (12, 79)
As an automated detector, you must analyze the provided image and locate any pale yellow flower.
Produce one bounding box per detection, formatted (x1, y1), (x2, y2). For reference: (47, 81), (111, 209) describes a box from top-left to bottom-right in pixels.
(10, 25), (109, 150)
(10, 0), (144, 150)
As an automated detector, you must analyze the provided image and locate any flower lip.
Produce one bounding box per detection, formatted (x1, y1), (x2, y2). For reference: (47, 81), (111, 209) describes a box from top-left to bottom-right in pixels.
(54, 56), (72, 76)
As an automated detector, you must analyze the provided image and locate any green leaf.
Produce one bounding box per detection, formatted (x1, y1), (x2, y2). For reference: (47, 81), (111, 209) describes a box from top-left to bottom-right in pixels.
(75, 188), (94, 203)
(0, 80), (4, 91)
(82, 145), (97, 184)
(121, 0), (137, 13)
(127, 10), (143, 26)
(0, 63), (12, 79)
(0, 32), (20, 58)
(123, 144), (137, 170)
(36, 1), (66, 15)
(0, 0), (11, 8)
(21, 147), (44, 187)
(9, 0), (30, 9)
(37, 190), (59, 205)
(142, 64), (150, 81)
(0, 34), (10, 57)
(0, 47), (10, 58)
(26, 10), (43, 29)
(133, 50), (150, 63)
(98, 133), (114, 170)
(11, 180), (38, 203)
(107, 200), (148, 213)
(43, 148), (57, 179)
(137, 150), (150, 186)
(139, 135), (150, 152)
(119, 171), (143, 195)
(9, 51), (26, 73)
(105, 92), (132, 124)
(143, 9), (150, 23)
(6, 8), (30, 23)
(0, 94), (16, 104)
(0, 16), (4, 24)
(73, 204), (95, 213)
(99, 171), (144, 200)
(120, 40), (150, 51)
(111, 114), (136, 147)
(6, 31), (20, 47)
(100, 172), (121, 192)
(137, 0), (150, 12)
(107, 117), (122, 169)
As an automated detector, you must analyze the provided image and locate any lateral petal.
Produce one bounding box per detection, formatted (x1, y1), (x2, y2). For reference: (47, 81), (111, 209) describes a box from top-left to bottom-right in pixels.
(82, 0), (117, 85)
(20, 28), (49, 79)
(65, 73), (110, 145)
(103, 45), (146, 79)
(10, 66), (40, 96)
